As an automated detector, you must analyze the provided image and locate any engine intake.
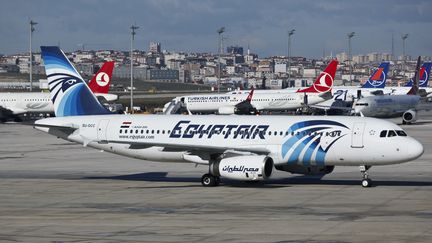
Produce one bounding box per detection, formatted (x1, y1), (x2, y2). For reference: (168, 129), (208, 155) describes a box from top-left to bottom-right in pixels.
(210, 155), (273, 181)
(402, 109), (417, 124)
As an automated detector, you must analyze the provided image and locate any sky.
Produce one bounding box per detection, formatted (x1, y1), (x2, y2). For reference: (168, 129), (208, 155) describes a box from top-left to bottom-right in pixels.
(1, 0), (431, 58)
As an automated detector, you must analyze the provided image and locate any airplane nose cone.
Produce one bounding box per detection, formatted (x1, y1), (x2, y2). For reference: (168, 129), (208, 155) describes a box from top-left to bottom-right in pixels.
(406, 138), (424, 161)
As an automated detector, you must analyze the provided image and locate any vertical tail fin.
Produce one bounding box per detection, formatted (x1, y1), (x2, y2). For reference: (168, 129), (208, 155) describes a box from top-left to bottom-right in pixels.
(407, 56), (422, 95)
(404, 62), (432, 87)
(297, 59), (338, 93)
(88, 61), (114, 94)
(361, 62), (390, 88)
(40, 46), (111, 117)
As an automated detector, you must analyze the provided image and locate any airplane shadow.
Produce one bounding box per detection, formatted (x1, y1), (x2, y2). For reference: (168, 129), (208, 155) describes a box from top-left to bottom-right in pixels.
(83, 172), (432, 188)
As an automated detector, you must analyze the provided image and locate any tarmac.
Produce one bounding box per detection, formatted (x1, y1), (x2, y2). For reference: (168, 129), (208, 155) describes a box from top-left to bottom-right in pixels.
(0, 113), (432, 242)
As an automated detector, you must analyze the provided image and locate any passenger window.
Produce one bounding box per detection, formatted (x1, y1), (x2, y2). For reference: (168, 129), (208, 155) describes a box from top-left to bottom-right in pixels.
(388, 130), (397, 137)
(380, 130), (387, 137)
(119, 130), (122, 134)
(396, 130), (407, 136)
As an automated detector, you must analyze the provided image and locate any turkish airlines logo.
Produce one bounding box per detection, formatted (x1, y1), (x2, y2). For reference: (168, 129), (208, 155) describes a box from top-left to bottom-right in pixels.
(96, 72), (110, 87)
(313, 72), (333, 93)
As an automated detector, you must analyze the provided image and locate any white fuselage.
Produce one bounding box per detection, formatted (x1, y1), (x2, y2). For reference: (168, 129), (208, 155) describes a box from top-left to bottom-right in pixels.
(354, 95), (421, 117)
(0, 92), (117, 115)
(0, 92), (53, 114)
(35, 115), (423, 167)
(180, 92), (325, 113)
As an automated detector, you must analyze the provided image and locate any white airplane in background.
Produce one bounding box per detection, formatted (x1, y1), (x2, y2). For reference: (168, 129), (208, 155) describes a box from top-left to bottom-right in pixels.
(34, 46), (424, 188)
(0, 61), (117, 121)
(163, 60), (338, 115)
(354, 57), (432, 124)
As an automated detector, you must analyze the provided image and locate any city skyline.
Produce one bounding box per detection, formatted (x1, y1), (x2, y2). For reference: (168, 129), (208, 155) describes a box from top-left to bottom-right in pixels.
(0, 0), (431, 58)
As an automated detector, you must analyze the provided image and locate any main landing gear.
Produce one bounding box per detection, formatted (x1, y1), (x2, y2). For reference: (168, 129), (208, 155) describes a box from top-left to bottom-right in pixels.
(201, 173), (220, 187)
(359, 165), (372, 187)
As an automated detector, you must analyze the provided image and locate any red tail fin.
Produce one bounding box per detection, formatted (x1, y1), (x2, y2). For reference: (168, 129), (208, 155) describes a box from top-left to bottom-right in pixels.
(246, 86), (254, 102)
(297, 59), (338, 93)
(88, 61), (115, 94)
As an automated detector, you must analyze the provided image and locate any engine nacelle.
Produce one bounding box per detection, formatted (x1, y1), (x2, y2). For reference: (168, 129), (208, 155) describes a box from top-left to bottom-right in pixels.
(402, 109), (417, 124)
(275, 164), (335, 175)
(218, 106), (237, 115)
(210, 155), (274, 181)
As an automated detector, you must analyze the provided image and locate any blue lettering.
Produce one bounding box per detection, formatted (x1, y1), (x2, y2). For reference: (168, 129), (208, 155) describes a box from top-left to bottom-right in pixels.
(170, 120), (190, 138)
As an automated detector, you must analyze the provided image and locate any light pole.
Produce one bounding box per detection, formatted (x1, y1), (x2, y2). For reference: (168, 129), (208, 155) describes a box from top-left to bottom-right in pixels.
(347, 32), (355, 85)
(401, 33), (408, 77)
(29, 20), (37, 92)
(287, 29), (295, 81)
(217, 27), (225, 93)
(130, 24), (139, 114)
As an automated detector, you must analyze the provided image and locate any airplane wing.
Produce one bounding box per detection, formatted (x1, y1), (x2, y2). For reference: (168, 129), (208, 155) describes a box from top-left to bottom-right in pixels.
(108, 139), (271, 155)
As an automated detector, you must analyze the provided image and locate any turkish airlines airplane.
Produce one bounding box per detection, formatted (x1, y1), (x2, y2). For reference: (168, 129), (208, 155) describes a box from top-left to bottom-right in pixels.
(34, 46), (424, 188)
(164, 60), (338, 115)
(0, 61), (117, 121)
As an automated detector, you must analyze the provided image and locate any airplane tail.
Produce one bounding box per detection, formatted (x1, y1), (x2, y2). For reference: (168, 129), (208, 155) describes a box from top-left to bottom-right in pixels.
(88, 61), (114, 94)
(404, 62), (432, 88)
(40, 46), (111, 117)
(297, 59), (338, 93)
(408, 56), (421, 95)
(361, 62), (390, 88)
(246, 86), (254, 102)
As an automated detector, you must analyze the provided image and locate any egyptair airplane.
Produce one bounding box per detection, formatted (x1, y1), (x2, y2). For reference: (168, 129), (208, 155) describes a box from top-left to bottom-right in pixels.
(163, 60), (338, 115)
(34, 46), (424, 188)
(0, 61), (117, 121)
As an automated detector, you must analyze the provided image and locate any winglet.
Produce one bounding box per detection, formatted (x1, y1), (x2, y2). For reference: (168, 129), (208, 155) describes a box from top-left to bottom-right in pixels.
(361, 62), (390, 88)
(297, 59), (338, 93)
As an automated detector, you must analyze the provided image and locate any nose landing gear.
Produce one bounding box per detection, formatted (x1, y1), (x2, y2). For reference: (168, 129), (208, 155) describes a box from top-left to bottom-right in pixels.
(359, 165), (372, 187)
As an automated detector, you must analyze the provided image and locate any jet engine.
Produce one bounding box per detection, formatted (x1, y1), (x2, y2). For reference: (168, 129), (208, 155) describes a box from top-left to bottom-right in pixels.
(402, 109), (417, 124)
(218, 106), (237, 115)
(275, 164), (335, 175)
(210, 155), (274, 181)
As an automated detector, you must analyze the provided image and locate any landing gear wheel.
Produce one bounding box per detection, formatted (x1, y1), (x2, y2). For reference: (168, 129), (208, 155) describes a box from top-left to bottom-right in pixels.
(359, 165), (372, 188)
(201, 173), (220, 187)
(361, 178), (372, 188)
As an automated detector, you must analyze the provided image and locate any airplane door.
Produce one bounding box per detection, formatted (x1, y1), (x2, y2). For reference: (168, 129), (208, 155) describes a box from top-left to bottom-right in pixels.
(351, 122), (365, 148)
(97, 119), (110, 142)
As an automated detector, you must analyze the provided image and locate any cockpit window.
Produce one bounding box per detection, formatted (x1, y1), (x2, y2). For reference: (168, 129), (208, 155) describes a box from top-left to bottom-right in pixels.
(380, 130), (387, 137)
(387, 130), (397, 137)
(396, 130), (407, 136)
